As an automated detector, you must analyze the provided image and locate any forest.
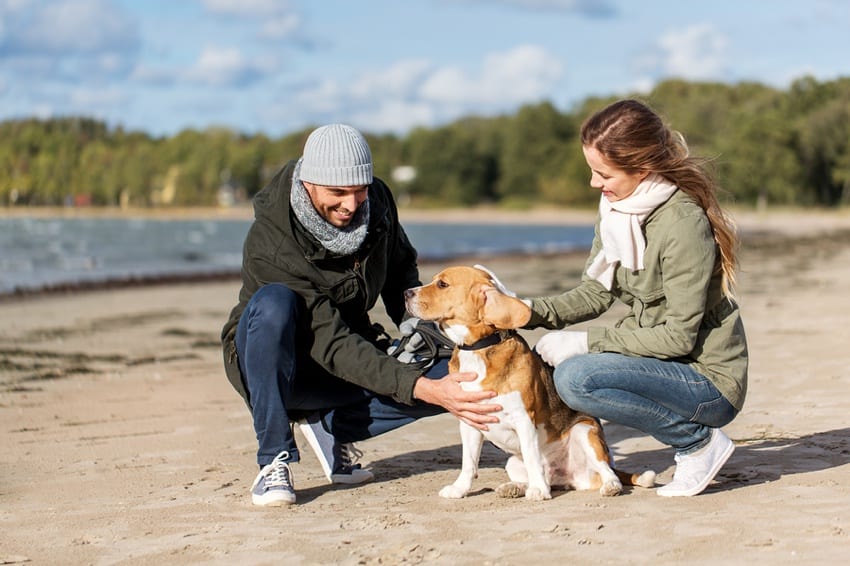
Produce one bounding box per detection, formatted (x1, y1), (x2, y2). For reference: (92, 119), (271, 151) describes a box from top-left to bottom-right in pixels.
(2, 76), (849, 210)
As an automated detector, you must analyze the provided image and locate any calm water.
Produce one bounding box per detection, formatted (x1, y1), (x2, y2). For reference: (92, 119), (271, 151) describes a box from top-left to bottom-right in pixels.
(0, 216), (594, 295)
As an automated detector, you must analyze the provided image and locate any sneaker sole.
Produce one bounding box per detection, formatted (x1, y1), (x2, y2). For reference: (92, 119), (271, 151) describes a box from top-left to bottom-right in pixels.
(252, 493), (296, 506)
(658, 439), (735, 497)
(330, 469), (375, 485)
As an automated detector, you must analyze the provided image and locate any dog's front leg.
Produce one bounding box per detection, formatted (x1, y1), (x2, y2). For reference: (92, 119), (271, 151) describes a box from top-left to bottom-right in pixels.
(439, 422), (484, 499)
(515, 417), (551, 501)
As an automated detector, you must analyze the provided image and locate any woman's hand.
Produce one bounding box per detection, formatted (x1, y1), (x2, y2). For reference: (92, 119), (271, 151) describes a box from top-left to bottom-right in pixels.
(535, 330), (589, 366)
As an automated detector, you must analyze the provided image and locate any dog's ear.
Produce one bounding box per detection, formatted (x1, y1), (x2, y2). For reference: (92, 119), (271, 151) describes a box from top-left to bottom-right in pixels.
(480, 286), (531, 329)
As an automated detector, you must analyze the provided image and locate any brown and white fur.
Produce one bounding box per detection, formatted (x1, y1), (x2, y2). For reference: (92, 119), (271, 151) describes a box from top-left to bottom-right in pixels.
(404, 266), (655, 500)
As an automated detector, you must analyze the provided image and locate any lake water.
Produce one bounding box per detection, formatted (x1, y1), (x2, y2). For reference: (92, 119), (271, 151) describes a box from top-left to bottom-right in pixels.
(0, 216), (595, 295)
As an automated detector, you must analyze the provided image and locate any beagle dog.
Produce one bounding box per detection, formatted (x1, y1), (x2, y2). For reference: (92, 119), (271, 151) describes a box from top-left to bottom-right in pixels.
(404, 266), (655, 501)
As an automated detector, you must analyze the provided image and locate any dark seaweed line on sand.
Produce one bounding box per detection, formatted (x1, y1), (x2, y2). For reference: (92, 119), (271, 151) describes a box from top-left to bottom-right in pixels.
(0, 248), (592, 302)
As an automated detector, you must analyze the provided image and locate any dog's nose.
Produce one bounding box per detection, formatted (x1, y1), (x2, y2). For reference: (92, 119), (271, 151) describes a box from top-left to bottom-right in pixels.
(403, 289), (414, 299)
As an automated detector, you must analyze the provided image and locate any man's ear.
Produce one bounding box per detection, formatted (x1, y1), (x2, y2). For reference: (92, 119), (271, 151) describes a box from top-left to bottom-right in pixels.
(480, 286), (531, 330)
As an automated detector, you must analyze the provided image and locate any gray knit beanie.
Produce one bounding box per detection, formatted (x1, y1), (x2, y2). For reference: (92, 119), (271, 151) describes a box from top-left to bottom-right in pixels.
(299, 123), (373, 186)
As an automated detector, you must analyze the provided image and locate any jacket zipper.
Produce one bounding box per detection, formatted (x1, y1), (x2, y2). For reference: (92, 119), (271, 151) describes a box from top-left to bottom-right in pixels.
(352, 256), (370, 306)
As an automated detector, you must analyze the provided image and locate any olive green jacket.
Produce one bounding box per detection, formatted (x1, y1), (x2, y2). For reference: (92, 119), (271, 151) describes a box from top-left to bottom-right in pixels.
(527, 190), (748, 411)
(221, 160), (425, 406)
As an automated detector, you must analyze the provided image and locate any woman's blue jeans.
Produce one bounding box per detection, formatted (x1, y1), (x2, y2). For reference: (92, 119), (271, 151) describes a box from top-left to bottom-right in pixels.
(236, 283), (446, 467)
(553, 353), (737, 455)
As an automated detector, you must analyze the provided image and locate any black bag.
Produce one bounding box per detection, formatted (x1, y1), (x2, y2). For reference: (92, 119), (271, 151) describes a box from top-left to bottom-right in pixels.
(388, 318), (454, 371)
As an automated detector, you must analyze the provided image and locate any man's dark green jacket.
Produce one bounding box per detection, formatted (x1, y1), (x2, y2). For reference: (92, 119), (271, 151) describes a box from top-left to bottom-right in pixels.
(221, 160), (424, 406)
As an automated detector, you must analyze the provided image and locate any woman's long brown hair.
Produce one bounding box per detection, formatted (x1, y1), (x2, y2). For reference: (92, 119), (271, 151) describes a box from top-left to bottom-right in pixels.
(581, 99), (739, 298)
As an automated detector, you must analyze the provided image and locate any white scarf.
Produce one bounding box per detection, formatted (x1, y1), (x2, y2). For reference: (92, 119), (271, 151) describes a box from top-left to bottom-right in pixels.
(586, 173), (678, 290)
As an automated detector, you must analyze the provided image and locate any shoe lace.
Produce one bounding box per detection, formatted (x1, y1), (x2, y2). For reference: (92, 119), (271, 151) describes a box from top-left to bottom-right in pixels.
(336, 443), (363, 471)
(265, 451), (293, 488)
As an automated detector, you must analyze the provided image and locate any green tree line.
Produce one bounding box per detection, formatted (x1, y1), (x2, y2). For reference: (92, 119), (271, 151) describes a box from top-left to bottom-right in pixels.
(2, 76), (849, 209)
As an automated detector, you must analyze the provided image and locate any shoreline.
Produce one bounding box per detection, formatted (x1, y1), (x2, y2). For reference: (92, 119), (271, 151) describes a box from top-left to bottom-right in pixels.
(5, 208), (850, 301)
(3, 202), (850, 225)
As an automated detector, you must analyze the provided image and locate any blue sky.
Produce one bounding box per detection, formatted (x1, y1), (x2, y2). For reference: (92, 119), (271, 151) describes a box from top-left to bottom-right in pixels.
(1, 0), (849, 138)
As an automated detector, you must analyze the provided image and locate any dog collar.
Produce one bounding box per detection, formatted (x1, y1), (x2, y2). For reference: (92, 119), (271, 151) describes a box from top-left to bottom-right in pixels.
(458, 330), (513, 351)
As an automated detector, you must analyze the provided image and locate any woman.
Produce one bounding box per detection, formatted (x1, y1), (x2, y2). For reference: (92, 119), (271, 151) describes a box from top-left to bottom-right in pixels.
(530, 99), (748, 497)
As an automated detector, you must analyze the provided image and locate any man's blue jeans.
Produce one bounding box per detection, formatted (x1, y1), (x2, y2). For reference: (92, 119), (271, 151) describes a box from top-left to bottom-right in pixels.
(553, 353), (737, 455)
(235, 283), (446, 467)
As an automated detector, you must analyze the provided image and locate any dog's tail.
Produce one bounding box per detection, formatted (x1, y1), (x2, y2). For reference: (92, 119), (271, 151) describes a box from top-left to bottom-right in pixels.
(614, 468), (656, 488)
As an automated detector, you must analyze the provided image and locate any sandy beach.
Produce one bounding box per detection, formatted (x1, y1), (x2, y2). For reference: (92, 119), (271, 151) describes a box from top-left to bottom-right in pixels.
(2, 209), (849, 565)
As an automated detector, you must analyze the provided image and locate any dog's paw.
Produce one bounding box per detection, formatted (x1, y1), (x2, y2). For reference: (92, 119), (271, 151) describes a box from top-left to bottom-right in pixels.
(439, 485), (469, 499)
(599, 479), (623, 496)
(524, 485), (552, 501)
(635, 470), (657, 488)
(495, 481), (527, 499)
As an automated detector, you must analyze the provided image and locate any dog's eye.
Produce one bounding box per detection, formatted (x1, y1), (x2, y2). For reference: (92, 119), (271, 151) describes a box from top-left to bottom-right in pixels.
(437, 279), (449, 289)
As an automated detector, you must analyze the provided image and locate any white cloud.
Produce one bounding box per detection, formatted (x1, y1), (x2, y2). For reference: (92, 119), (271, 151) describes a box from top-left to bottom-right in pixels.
(68, 86), (128, 109)
(421, 44), (562, 106)
(450, 0), (617, 18)
(10, 0), (138, 55)
(659, 24), (728, 78)
(630, 77), (655, 95)
(638, 24), (729, 82)
(259, 14), (301, 40)
(0, 0), (139, 82)
(202, 0), (285, 17)
(352, 100), (438, 134)
(349, 59), (434, 100)
(130, 64), (176, 86)
(287, 45), (562, 133)
(202, 0), (301, 40)
(292, 78), (347, 115)
(187, 46), (276, 87)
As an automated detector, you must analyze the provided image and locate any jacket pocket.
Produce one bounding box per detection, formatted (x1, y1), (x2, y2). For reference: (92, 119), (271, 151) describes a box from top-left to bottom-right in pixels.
(635, 292), (666, 328)
(327, 275), (360, 303)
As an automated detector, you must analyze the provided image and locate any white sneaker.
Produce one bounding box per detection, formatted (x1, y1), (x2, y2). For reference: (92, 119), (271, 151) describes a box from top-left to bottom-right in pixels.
(657, 428), (735, 497)
(297, 413), (374, 485)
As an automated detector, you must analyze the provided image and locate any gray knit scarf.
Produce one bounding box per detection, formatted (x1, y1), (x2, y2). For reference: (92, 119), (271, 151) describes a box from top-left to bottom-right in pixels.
(290, 158), (370, 255)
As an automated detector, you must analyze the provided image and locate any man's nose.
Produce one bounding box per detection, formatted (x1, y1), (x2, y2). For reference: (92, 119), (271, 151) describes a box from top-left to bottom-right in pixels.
(341, 194), (359, 211)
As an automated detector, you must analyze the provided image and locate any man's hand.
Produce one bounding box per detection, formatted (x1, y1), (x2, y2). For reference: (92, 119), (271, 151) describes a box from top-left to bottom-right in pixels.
(413, 372), (501, 431)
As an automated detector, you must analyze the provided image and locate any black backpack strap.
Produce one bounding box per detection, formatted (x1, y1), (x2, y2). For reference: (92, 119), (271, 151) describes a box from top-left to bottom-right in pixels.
(390, 319), (455, 370)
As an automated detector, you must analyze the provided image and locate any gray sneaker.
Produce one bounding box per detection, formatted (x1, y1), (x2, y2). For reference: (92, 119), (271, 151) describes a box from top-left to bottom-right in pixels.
(331, 442), (374, 484)
(297, 413), (374, 485)
(251, 450), (296, 506)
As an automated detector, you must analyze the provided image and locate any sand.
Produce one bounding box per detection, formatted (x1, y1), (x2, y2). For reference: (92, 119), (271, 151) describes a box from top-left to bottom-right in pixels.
(2, 209), (849, 565)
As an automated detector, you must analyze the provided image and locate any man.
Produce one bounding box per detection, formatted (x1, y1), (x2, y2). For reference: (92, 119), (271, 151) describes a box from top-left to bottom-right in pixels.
(221, 124), (501, 506)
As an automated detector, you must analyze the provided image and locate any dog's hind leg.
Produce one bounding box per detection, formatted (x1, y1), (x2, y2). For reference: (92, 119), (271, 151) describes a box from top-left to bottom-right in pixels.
(504, 454), (528, 483)
(439, 422), (484, 499)
(570, 422), (623, 496)
(495, 455), (528, 498)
